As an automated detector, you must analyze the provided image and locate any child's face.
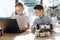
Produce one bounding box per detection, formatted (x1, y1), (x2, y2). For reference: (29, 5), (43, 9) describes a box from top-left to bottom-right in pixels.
(34, 9), (43, 17)
(15, 6), (24, 15)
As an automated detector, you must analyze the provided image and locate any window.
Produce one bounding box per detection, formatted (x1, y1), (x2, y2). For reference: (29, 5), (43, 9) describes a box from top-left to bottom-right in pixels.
(43, 0), (60, 16)
(0, 0), (15, 17)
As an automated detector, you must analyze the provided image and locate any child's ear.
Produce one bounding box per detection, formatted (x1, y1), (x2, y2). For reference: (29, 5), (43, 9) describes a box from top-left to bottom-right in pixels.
(40, 10), (44, 13)
(22, 7), (24, 10)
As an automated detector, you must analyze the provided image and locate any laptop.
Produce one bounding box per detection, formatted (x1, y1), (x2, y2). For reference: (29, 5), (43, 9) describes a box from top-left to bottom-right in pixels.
(36, 24), (53, 31)
(0, 18), (20, 33)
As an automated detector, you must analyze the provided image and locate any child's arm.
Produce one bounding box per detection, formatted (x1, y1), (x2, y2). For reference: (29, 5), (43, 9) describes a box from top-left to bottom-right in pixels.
(34, 25), (38, 30)
(27, 23), (30, 29)
(20, 17), (30, 30)
(31, 18), (37, 31)
(20, 23), (30, 30)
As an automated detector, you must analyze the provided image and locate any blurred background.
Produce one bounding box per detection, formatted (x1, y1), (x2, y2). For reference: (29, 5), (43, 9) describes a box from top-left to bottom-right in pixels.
(0, 0), (60, 26)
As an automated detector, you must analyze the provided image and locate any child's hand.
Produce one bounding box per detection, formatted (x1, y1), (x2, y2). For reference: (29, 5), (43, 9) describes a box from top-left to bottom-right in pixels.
(34, 25), (38, 30)
(20, 27), (29, 30)
(20, 28), (26, 30)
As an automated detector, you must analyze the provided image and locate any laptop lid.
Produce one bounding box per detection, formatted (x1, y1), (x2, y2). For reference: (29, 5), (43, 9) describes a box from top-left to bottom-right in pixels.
(0, 18), (20, 33)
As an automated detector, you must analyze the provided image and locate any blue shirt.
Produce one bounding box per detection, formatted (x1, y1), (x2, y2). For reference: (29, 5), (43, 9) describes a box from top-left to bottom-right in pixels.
(31, 16), (52, 30)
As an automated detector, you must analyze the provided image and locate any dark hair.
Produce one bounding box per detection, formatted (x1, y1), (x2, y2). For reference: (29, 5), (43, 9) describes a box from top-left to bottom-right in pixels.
(34, 5), (44, 10)
(15, 2), (23, 7)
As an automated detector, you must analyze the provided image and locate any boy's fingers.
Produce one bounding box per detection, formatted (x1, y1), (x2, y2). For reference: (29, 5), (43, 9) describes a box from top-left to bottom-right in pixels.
(35, 25), (37, 30)
(20, 28), (27, 30)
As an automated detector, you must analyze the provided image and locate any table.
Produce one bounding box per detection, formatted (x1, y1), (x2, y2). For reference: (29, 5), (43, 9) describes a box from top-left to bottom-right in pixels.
(0, 29), (60, 40)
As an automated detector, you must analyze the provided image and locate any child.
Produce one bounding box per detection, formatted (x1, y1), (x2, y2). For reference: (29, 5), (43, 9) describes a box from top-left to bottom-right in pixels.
(31, 5), (52, 32)
(12, 2), (30, 31)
